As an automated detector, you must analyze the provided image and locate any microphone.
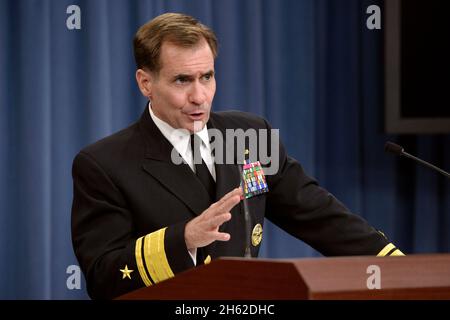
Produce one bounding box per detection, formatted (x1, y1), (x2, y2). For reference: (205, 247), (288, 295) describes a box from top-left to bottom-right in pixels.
(384, 141), (450, 179)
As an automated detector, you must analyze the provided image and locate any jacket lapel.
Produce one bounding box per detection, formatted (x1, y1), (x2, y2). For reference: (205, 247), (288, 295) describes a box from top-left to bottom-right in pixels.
(138, 108), (211, 215)
(209, 115), (242, 200)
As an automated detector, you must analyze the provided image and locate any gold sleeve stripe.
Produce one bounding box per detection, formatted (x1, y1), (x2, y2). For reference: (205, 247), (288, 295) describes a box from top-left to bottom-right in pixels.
(135, 236), (152, 287)
(141, 236), (155, 285)
(389, 249), (405, 256)
(377, 243), (396, 257)
(157, 228), (175, 279)
(144, 233), (162, 283)
(143, 228), (175, 284)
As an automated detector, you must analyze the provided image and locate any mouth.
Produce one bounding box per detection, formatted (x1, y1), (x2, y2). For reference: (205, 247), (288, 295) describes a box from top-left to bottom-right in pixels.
(187, 111), (206, 121)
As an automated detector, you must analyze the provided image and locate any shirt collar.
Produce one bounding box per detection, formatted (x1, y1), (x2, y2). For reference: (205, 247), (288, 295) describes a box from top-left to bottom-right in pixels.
(194, 124), (211, 150)
(148, 103), (210, 156)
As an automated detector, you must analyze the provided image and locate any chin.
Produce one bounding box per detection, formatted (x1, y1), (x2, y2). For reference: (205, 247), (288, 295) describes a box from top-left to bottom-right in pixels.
(177, 122), (195, 133)
(179, 119), (203, 132)
(193, 119), (207, 132)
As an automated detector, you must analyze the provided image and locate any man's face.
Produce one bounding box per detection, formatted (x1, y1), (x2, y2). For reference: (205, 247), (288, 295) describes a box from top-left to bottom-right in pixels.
(146, 39), (216, 132)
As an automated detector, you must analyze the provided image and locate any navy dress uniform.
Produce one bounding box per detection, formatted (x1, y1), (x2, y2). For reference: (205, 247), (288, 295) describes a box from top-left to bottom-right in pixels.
(71, 108), (403, 299)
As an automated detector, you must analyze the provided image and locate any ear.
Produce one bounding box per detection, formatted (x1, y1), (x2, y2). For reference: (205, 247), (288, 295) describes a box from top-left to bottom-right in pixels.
(135, 69), (154, 98)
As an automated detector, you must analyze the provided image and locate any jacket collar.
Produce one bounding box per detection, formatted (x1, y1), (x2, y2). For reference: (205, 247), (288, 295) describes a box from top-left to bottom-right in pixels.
(138, 106), (175, 162)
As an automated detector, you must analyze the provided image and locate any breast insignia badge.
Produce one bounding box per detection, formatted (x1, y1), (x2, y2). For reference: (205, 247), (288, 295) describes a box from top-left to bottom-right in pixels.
(251, 223), (263, 246)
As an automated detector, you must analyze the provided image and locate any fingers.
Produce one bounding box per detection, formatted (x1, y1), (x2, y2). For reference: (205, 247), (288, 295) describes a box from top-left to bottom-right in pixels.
(213, 232), (230, 242)
(205, 187), (241, 219)
(208, 212), (231, 229)
(218, 192), (241, 214)
(184, 213), (231, 249)
(216, 187), (242, 206)
(213, 187), (242, 213)
(185, 187), (241, 249)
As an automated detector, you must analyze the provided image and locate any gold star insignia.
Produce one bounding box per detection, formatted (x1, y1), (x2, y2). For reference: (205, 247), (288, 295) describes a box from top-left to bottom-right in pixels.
(120, 265), (134, 280)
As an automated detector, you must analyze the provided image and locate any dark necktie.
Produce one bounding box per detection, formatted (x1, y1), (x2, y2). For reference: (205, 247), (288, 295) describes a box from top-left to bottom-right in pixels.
(190, 134), (216, 201)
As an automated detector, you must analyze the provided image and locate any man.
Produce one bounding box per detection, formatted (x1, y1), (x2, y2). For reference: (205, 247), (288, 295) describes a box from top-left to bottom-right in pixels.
(71, 13), (403, 300)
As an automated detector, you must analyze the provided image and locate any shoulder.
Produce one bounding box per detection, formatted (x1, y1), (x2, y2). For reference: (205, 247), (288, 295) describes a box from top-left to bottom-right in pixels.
(73, 121), (142, 170)
(210, 110), (269, 130)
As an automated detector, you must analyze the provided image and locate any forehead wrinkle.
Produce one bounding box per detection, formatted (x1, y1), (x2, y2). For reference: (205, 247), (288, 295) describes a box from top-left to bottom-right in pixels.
(160, 40), (214, 76)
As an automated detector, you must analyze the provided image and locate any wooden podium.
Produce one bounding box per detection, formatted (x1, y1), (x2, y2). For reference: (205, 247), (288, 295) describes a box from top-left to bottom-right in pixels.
(118, 254), (450, 300)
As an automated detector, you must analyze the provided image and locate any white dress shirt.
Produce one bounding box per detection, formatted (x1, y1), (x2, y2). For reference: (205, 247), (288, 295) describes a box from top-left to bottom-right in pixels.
(148, 103), (216, 265)
(148, 104), (216, 180)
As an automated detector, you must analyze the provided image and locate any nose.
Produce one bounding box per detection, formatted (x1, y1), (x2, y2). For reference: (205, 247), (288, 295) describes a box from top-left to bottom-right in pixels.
(188, 81), (206, 106)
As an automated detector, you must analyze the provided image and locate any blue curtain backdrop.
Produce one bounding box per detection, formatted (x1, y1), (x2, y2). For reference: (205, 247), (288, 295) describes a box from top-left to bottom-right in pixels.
(0, 0), (449, 299)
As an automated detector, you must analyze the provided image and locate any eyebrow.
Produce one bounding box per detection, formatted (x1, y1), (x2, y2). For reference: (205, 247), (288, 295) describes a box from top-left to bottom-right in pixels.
(172, 70), (215, 81)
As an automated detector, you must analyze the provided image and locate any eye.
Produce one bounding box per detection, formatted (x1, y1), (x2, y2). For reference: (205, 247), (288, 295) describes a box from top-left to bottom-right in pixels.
(175, 77), (189, 84)
(203, 73), (214, 81)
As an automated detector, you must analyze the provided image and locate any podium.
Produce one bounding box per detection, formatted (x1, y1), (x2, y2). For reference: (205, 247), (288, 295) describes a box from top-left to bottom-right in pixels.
(118, 254), (450, 300)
